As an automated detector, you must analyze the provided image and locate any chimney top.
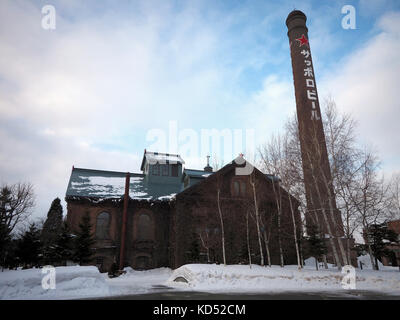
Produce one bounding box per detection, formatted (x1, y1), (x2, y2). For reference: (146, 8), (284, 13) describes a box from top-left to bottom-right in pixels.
(204, 155), (213, 172)
(286, 10), (308, 35)
(286, 10), (306, 26)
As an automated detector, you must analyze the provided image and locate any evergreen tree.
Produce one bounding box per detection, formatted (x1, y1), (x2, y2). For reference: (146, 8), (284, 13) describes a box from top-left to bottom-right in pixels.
(4, 239), (18, 270)
(73, 213), (95, 265)
(366, 223), (399, 270)
(55, 222), (74, 265)
(41, 198), (63, 246)
(44, 221), (74, 266)
(306, 224), (327, 270)
(17, 223), (42, 268)
(0, 223), (11, 269)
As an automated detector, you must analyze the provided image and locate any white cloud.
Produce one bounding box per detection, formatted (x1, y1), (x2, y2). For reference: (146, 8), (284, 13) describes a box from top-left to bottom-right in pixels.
(0, 1), (234, 220)
(240, 74), (296, 148)
(1, 1), (399, 223)
(319, 11), (400, 173)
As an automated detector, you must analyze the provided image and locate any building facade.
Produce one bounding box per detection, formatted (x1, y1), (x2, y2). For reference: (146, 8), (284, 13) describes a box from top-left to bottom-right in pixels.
(65, 150), (302, 272)
(380, 220), (400, 267)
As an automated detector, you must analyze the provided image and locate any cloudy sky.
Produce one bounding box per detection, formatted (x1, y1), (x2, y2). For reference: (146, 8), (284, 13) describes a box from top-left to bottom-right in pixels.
(1, 0), (399, 221)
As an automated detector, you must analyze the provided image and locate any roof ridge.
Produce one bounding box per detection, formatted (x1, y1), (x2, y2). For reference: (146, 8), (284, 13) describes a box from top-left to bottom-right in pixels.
(184, 168), (208, 172)
(72, 167), (144, 176)
(145, 150), (181, 157)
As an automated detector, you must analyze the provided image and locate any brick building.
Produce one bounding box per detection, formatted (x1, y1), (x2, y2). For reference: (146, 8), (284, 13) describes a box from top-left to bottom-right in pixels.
(381, 220), (400, 267)
(65, 150), (301, 272)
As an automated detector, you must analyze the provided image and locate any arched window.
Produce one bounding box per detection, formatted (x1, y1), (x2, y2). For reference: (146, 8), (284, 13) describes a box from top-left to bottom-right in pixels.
(233, 181), (240, 196)
(96, 212), (110, 239)
(137, 213), (152, 240)
(232, 179), (247, 197)
(240, 182), (246, 195)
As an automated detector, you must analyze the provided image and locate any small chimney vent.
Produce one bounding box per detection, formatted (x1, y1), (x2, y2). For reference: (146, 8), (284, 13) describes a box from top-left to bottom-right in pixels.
(204, 155), (213, 172)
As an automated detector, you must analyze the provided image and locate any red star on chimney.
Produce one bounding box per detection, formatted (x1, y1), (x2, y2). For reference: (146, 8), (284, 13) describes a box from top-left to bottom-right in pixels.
(296, 34), (308, 47)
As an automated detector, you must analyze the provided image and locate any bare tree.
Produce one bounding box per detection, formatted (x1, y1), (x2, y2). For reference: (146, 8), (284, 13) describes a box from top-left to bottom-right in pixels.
(212, 154), (223, 171)
(216, 175), (226, 266)
(259, 136), (285, 267)
(304, 146), (343, 269)
(283, 99), (367, 267)
(322, 99), (362, 264)
(350, 148), (390, 270)
(0, 183), (35, 234)
(246, 209), (252, 268)
(259, 208), (273, 267)
(198, 229), (211, 263)
(260, 134), (302, 269)
(249, 172), (264, 266)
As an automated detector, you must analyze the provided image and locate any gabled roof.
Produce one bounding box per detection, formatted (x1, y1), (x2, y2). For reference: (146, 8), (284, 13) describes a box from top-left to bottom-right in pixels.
(177, 157), (296, 203)
(140, 150), (184, 171)
(66, 156), (287, 203)
(66, 167), (179, 201)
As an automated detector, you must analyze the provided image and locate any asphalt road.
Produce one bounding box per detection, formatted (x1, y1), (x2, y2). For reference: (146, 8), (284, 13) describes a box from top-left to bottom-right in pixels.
(95, 290), (400, 300)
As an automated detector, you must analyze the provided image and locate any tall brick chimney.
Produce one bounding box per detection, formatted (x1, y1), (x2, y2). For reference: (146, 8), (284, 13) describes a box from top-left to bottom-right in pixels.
(286, 10), (349, 266)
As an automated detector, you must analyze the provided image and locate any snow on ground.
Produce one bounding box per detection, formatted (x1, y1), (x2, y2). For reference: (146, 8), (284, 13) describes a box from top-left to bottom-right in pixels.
(0, 266), (110, 300)
(166, 264), (400, 294)
(0, 266), (173, 300)
(105, 267), (173, 296)
(1, 263), (399, 299)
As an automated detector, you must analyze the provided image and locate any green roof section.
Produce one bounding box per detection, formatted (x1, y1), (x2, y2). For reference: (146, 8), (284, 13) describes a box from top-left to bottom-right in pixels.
(183, 169), (213, 179)
(65, 155), (279, 201)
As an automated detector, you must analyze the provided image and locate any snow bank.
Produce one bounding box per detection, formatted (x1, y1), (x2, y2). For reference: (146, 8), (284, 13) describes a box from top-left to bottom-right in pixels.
(166, 264), (400, 293)
(106, 267), (173, 296)
(357, 254), (385, 269)
(0, 266), (110, 300)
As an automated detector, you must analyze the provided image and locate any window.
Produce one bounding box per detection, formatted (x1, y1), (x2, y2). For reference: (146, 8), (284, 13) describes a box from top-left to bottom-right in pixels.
(162, 164), (169, 176)
(240, 182), (246, 195)
(152, 164), (160, 176)
(171, 164), (178, 177)
(232, 180), (247, 197)
(96, 212), (110, 239)
(233, 181), (240, 196)
(137, 213), (152, 240)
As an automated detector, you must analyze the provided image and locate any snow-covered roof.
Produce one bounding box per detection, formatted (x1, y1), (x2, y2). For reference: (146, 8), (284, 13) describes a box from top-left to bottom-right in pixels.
(140, 150), (184, 171)
(183, 169), (213, 178)
(66, 168), (181, 201)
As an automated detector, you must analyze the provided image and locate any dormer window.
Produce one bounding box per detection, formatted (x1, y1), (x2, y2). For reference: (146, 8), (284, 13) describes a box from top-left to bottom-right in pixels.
(152, 163), (160, 176)
(162, 164), (169, 176)
(141, 151), (184, 177)
(171, 164), (178, 177)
